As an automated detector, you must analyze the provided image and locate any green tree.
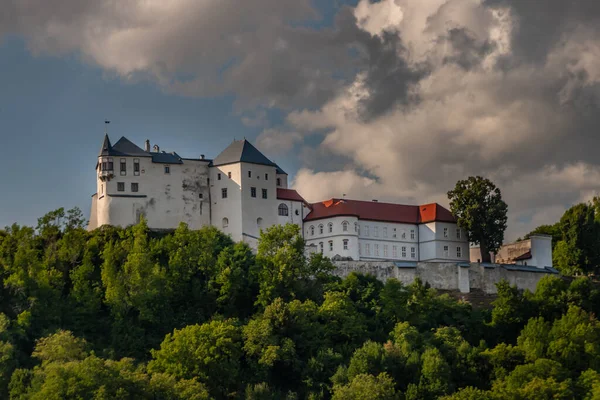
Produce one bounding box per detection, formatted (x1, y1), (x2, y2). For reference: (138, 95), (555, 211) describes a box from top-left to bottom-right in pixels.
(447, 176), (508, 262)
(332, 373), (397, 400)
(149, 319), (243, 397)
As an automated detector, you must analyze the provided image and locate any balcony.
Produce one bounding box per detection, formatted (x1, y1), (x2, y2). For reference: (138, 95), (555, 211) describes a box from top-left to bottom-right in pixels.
(99, 169), (114, 181)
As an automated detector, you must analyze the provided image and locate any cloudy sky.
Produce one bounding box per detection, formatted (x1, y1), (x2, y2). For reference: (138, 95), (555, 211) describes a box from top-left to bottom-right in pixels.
(1, 0), (600, 240)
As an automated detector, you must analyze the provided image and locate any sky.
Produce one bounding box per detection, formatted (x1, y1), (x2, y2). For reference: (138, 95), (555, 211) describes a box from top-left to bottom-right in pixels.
(1, 0), (600, 241)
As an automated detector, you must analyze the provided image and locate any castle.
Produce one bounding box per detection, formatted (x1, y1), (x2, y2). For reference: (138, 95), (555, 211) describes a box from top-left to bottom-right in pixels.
(89, 135), (471, 262)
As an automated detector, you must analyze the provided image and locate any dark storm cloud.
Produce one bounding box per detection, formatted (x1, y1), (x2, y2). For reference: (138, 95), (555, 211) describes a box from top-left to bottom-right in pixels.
(442, 28), (496, 71)
(484, 0), (600, 63)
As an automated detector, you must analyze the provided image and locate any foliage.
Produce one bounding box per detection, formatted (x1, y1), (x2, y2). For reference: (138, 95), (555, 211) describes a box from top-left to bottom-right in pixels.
(2, 208), (600, 398)
(447, 176), (508, 262)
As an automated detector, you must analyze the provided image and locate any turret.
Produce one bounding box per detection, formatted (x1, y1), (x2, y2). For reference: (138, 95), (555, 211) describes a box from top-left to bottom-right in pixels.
(98, 134), (114, 181)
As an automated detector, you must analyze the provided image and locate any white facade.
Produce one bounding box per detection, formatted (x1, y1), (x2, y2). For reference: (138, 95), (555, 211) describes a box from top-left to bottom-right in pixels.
(91, 153), (210, 230)
(89, 136), (472, 260)
(304, 218), (468, 262)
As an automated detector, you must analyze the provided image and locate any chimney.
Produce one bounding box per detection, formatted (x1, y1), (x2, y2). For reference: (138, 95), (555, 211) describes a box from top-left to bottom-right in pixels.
(200, 154), (205, 160)
(144, 139), (150, 152)
(153, 144), (160, 152)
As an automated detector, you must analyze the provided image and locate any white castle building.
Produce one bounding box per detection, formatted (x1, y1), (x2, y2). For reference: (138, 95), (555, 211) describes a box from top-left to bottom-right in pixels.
(89, 135), (470, 262)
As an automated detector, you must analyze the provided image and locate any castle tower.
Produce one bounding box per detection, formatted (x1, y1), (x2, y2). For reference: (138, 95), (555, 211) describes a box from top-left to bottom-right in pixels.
(209, 140), (279, 247)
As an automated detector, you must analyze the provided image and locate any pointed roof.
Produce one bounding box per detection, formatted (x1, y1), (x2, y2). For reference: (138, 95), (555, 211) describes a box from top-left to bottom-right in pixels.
(99, 134), (112, 156)
(111, 137), (150, 156)
(212, 139), (277, 168)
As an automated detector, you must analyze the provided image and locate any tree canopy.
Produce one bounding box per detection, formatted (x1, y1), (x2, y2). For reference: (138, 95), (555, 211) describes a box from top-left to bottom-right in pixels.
(447, 176), (508, 262)
(0, 207), (598, 399)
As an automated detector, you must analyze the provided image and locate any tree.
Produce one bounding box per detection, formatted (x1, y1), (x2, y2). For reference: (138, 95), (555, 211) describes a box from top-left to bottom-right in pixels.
(332, 373), (397, 400)
(149, 319), (243, 397)
(447, 176), (508, 263)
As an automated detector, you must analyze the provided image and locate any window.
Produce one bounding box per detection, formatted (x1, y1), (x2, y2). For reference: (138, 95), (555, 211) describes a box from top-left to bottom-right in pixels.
(443, 227), (448, 238)
(265, 173), (268, 180)
(107, 158), (114, 171)
(228, 172), (232, 179)
(374, 227), (379, 237)
(310, 226), (315, 236)
(248, 171), (252, 178)
(319, 224), (324, 234)
(295, 209), (299, 216)
(444, 245), (449, 257)
(343, 239), (348, 250)
(402, 246), (406, 258)
(277, 178), (281, 186)
(199, 193), (203, 199)
(359, 243), (362, 256)
(222, 188), (228, 199)
(117, 182), (125, 192)
(328, 223), (333, 233)
(342, 221), (348, 232)
(319, 242), (323, 253)
(278, 203), (289, 216)
(355, 222), (358, 233)
(410, 230), (415, 240)
(329, 241), (333, 252)
(222, 218), (229, 228)
(393, 228), (397, 238)
(411, 247), (416, 259)
(257, 218), (263, 228)
(366, 244), (371, 256)
(393, 246), (397, 258)
(457, 247), (462, 258)
(456, 229), (461, 239)
(217, 173), (221, 180)
(365, 226), (370, 237)
(134, 159), (140, 176)
(262, 189), (267, 199)
(402, 232), (406, 239)
(383, 227), (388, 238)
(374, 244), (379, 256)
(251, 187), (257, 198)
(383, 245), (388, 257)
(101, 161), (106, 171)
(164, 166), (170, 174)
(120, 159), (126, 175)
(131, 183), (139, 192)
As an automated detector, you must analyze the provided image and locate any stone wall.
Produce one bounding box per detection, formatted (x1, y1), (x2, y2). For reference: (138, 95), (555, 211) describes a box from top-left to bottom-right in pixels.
(332, 261), (556, 294)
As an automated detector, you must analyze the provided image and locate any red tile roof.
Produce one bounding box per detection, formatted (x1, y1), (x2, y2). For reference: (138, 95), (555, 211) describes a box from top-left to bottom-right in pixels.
(303, 198), (456, 224)
(277, 188), (308, 204)
(514, 250), (532, 261)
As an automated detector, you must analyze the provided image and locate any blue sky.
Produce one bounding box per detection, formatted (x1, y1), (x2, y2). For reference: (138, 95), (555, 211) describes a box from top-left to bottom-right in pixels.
(1, 0), (600, 240)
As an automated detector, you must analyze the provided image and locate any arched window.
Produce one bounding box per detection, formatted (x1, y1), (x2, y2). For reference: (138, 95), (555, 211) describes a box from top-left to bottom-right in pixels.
(342, 221), (349, 232)
(257, 217), (263, 228)
(310, 225), (315, 236)
(278, 203), (289, 216)
(328, 222), (333, 233)
(319, 224), (324, 234)
(222, 217), (229, 228)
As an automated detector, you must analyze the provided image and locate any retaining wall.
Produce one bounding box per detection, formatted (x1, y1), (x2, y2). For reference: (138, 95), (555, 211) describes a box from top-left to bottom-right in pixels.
(331, 261), (557, 294)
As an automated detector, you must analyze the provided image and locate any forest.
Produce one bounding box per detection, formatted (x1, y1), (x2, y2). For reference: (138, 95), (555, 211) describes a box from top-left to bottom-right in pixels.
(1, 206), (600, 399)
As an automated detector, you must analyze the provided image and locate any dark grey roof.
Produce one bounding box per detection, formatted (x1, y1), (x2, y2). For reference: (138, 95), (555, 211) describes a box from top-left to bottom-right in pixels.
(150, 152), (183, 164)
(501, 264), (550, 273)
(212, 139), (277, 168)
(275, 163), (287, 175)
(99, 134), (112, 156)
(111, 137), (150, 157)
